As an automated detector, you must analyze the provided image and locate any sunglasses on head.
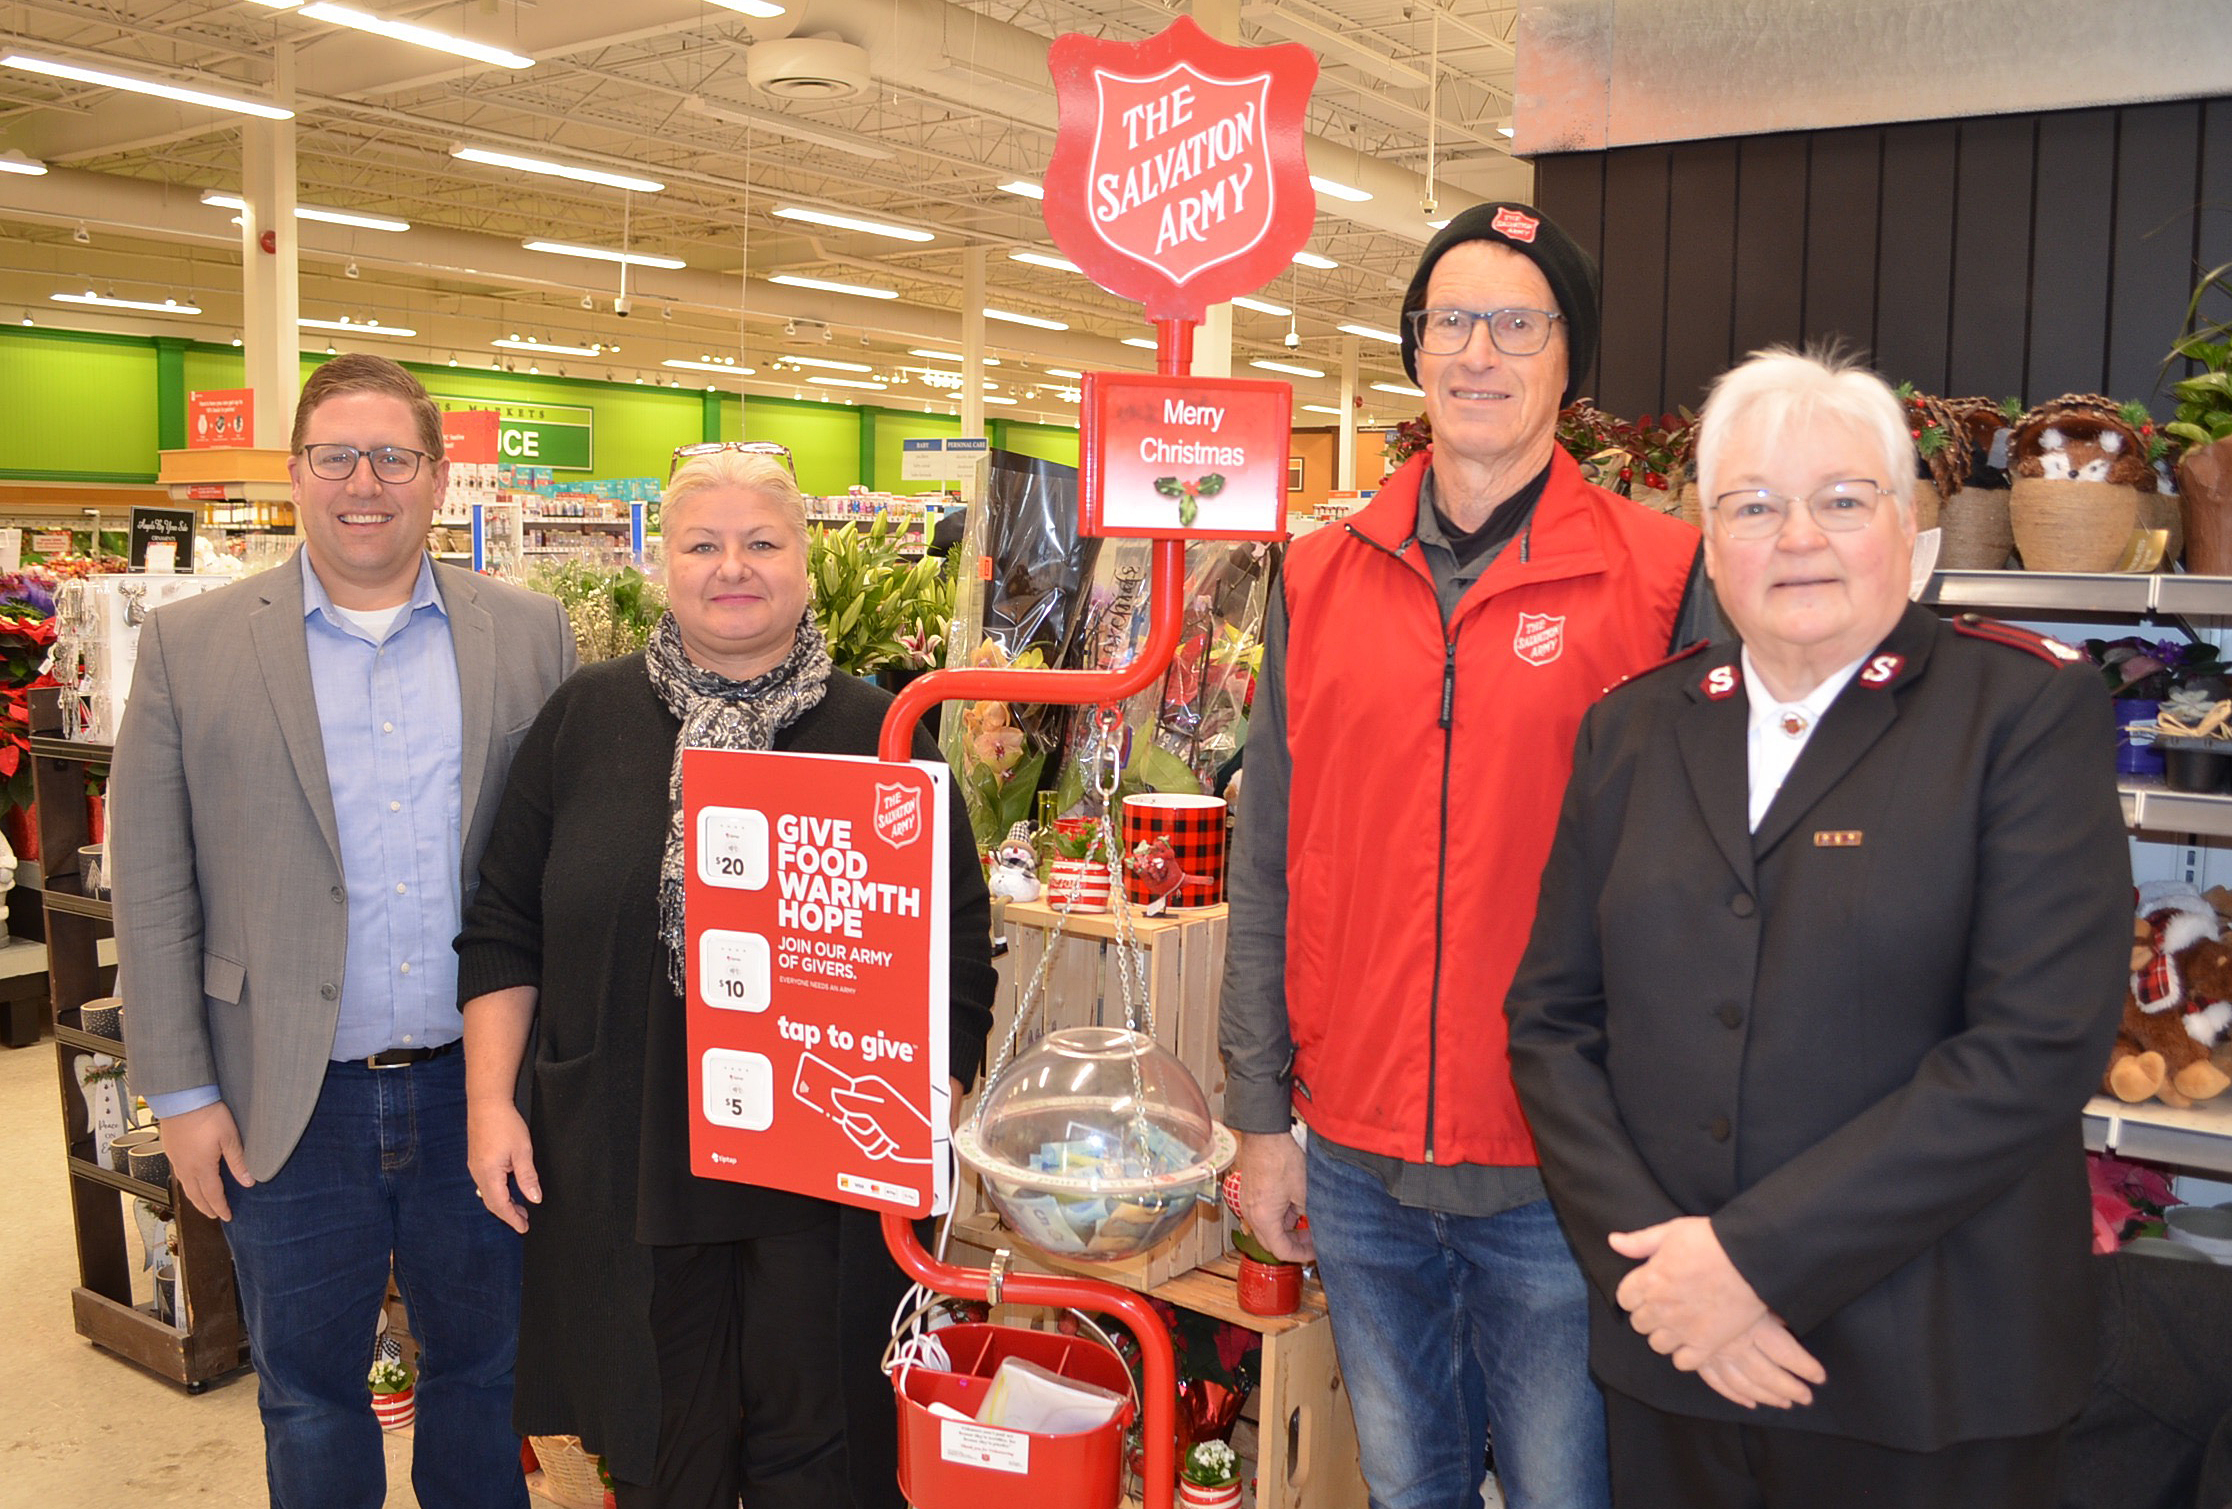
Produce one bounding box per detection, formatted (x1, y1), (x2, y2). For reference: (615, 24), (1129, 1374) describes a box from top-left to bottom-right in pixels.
(669, 440), (797, 481)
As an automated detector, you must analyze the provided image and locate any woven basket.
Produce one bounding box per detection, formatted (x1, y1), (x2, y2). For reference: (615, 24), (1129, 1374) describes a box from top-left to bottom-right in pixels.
(2009, 478), (2139, 573)
(529, 1435), (607, 1509)
(1675, 482), (1701, 529)
(1911, 479), (1942, 534)
(1938, 487), (2015, 569)
(2139, 493), (2184, 568)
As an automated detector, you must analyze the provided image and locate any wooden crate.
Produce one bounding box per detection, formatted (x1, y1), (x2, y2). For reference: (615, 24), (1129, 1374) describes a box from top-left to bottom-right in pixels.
(952, 897), (1232, 1291)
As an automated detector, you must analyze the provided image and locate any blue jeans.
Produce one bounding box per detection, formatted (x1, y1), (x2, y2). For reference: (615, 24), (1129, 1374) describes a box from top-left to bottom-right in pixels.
(222, 1052), (526, 1509)
(1306, 1139), (1609, 1509)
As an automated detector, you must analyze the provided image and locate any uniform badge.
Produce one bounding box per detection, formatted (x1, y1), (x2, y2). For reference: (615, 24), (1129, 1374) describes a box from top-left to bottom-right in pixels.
(1857, 653), (1905, 687)
(1491, 206), (1540, 243)
(1702, 664), (1740, 700)
(1513, 612), (1565, 667)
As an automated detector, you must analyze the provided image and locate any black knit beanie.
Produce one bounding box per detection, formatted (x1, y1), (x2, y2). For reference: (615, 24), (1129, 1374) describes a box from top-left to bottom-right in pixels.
(1399, 201), (1600, 406)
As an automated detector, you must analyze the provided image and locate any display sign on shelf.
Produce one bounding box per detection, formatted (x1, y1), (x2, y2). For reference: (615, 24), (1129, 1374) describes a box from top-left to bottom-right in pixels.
(1043, 16), (1318, 323)
(684, 749), (953, 1219)
(187, 389), (253, 450)
(128, 506), (197, 572)
(900, 437), (990, 481)
(1079, 372), (1292, 539)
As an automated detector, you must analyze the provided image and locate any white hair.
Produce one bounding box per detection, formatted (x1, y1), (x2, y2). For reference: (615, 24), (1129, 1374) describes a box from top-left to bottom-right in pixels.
(1694, 346), (1916, 522)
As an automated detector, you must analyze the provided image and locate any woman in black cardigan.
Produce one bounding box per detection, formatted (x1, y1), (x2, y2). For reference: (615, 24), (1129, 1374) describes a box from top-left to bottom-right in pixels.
(458, 450), (996, 1508)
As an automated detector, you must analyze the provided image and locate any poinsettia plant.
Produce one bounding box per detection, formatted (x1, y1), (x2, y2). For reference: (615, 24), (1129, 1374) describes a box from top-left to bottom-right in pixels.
(0, 572), (59, 818)
(2088, 1151), (2179, 1253)
(1383, 414), (1432, 469)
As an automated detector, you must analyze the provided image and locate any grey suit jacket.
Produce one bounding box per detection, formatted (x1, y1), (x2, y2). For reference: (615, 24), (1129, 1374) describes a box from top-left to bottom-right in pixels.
(112, 552), (576, 1179)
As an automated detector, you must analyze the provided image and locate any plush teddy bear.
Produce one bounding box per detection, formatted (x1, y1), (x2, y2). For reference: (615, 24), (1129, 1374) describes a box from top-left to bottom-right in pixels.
(2107, 888), (2232, 1105)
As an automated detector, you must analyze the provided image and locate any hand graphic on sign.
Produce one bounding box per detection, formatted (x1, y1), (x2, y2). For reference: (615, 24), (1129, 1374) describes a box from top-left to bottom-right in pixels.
(794, 1052), (932, 1164)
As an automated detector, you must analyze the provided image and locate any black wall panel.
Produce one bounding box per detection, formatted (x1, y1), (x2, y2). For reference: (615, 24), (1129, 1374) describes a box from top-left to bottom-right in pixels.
(1532, 98), (2227, 420)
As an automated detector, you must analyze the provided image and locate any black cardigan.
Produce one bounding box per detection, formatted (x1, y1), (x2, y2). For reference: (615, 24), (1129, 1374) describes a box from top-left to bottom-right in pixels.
(456, 654), (996, 1486)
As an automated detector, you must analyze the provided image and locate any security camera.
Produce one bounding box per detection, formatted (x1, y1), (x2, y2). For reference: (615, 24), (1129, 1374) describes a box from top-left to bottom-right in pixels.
(1284, 328), (1302, 349)
(821, 325), (834, 343)
(1420, 194), (1437, 217)
(613, 295), (632, 317)
(783, 319), (798, 337)
(345, 260), (360, 280)
(71, 223), (90, 245)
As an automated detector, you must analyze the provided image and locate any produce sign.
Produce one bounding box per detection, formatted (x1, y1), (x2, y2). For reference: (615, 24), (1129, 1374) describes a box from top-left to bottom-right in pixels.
(1044, 16), (1318, 322)
(684, 749), (954, 1218)
(1080, 372), (1292, 539)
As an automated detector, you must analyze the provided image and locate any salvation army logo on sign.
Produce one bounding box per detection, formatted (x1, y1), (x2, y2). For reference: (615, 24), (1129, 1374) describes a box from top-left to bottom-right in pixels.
(1045, 17), (1318, 322)
(873, 781), (923, 849)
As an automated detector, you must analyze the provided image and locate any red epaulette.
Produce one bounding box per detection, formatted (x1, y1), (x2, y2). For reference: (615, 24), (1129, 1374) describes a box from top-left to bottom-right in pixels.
(1602, 639), (1711, 696)
(1951, 613), (2083, 666)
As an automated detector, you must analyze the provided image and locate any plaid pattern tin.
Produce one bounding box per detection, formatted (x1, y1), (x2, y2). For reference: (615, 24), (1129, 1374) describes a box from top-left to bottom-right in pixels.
(1121, 793), (1227, 907)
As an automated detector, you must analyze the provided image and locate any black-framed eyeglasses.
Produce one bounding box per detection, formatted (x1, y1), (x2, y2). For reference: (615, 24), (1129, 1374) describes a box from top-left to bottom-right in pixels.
(670, 440), (797, 482)
(299, 443), (433, 484)
(1711, 479), (1889, 540)
(1405, 306), (1563, 357)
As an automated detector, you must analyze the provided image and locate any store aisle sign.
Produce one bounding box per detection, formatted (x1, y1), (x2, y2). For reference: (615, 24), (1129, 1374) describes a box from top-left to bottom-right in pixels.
(684, 749), (953, 1218)
(441, 409), (500, 466)
(187, 389), (253, 450)
(1080, 372), (1291, 539)
(900, 437), (990, 480)
(1043, 16), (1318, 322)
(429, 395), (592, 471)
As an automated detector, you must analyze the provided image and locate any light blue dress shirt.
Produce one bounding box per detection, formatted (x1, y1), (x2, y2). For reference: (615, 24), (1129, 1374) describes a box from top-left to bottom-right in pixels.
(144, 553), (465, 1120)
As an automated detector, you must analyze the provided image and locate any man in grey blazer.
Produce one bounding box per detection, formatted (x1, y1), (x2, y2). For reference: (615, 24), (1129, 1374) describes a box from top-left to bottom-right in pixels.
(114, 353), (575, 1509)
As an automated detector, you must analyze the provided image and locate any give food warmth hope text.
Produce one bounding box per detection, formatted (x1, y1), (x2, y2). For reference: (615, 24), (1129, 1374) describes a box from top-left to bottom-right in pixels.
(1097, 82), (1260, 257)
(774, 814), (921, 938)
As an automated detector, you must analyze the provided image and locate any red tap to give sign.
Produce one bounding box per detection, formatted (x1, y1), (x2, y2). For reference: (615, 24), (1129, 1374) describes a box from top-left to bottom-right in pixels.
(1044, 16), (1318, 323)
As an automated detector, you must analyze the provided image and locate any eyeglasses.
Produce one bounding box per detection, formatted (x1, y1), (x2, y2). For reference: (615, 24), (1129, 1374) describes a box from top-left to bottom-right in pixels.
(670, 440), (797, 481)
(1405, 306), (1563, 357)
(299, 443), (433, 484)
(1711, 479), (1889, 540)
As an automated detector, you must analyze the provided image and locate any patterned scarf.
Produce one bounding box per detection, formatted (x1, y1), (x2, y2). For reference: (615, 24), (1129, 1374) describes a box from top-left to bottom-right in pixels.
(646, 609), (833, 991)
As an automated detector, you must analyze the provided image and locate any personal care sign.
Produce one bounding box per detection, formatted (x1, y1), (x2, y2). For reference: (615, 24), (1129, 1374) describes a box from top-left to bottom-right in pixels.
(1079, 372), (1292, 539)
(1043, 16), (1318, 321)
(684, 749), (953, 1218)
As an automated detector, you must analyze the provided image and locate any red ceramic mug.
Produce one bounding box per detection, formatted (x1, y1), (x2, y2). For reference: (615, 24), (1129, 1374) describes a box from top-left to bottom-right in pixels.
(1120, 793), (1227, 908)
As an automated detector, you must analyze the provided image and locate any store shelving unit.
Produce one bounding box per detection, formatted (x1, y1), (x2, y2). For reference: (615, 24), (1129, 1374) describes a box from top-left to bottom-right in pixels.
(31, 713), (249, 1389)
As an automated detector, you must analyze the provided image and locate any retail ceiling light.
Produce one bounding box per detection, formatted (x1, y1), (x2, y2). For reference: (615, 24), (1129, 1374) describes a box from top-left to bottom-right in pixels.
(1340, 323), (1402, 345)
(982, 395), (1018, 405)
(1426, 218), (1451, 230)
(1044, 368), (1082, 378)
(2, 53), (294, 119)
(1252, 358), (1325, 378)
(493, 336), (602, 356)
(704, 0), (788, 16)
(1231, 295), (1291, 317)
(984, 308), (1070, 331)
(1010, 250), (1082, 274)
(778, 355), (874, 373)
(998, 180), (1044, 200)
(769, 273), (899, 301)
(1120, 337), (1160, 349)
(772, 206), (932, 243)
(299, 316), (417, 337)
(452, 145), (663, 194)
(808, 376), (888, 390)
(1371, 381), (1426, 397)
(0, 150), (48, 176)
(522, 239), (685, 269)
(1291, 250), (1339, 270)
(295, 4), (533, 69)
(1309, 175), (1373, 204)
(908, 349), (999, 366)
(52, 290), (203, 314)
(664, 359), (760, 376)
(1301, 403), (1345, 415)
(202, 191), (410, 232)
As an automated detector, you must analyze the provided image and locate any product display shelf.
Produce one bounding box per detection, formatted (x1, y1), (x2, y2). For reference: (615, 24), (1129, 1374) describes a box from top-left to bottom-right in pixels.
(2086, 1094), (2232, 1174)
(1922, 570), (2232, 618)
(30, 708), (250, 1389)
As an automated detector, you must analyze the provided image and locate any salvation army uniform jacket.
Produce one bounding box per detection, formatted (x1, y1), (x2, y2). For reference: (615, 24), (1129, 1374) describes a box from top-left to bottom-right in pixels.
(1506, 603), (2132, 1450)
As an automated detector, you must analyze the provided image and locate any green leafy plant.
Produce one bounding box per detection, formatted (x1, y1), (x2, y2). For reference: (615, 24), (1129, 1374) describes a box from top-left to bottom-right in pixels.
(524, 560), (666, 663)
(368, 1356), (414, 1395)
(1231, 1228), (1297, 1266)
(807, 513), (956, 676)
(2163, 260), (2232, 452)
(1182, 1440), (1240, 1488)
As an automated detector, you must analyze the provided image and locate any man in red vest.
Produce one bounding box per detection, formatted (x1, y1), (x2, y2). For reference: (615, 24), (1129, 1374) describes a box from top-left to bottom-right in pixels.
(1220, 202), (1709, 1509)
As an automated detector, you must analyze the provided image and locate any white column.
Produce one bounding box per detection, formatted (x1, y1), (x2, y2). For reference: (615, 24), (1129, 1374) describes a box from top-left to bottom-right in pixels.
(240, 43), (298, 450)
(1338, 335), (1359, 491)
(1191, 0), (1240, 379)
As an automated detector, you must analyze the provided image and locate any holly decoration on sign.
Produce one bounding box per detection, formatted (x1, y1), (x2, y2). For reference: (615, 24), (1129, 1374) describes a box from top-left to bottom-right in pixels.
(1153, 472), (1226, 526)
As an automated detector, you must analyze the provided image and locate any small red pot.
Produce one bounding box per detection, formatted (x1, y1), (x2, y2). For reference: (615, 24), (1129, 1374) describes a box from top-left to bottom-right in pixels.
(1235, 1254), (1301, 1316)
(370, 1386), (415, 1430)
(1178, 1480), (1242, 1508)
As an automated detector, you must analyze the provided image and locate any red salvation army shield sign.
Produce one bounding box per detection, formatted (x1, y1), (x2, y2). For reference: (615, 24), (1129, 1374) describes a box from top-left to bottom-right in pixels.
(1045, 17), (1318, 322)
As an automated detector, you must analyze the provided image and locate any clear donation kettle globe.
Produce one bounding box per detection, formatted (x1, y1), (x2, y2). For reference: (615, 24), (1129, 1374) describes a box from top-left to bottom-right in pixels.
(954, 1025), (1236, 1261)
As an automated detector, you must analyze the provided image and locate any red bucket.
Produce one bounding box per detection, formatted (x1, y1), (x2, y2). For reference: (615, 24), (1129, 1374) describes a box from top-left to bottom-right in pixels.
(894, 1323), (1136, 1509)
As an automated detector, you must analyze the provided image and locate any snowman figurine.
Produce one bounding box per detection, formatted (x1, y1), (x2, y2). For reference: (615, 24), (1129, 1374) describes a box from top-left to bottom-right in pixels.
(985, 821), (1042, 903)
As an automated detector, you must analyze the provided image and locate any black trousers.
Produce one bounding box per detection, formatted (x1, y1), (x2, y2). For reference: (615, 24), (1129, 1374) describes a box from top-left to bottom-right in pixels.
(615, 1220), (880, 1509)
(1606, 1387), (2066, 1509)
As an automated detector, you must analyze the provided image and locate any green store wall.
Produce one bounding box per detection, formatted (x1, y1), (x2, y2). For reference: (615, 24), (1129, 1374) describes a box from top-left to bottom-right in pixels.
(3, 329), (1079, 490)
